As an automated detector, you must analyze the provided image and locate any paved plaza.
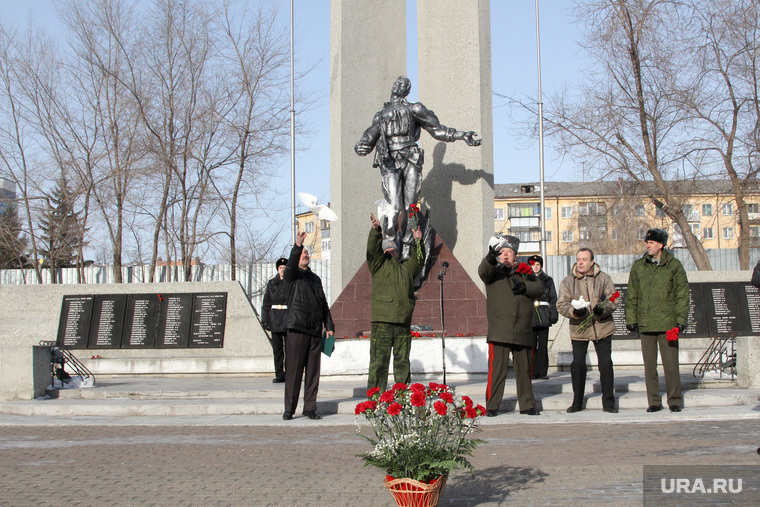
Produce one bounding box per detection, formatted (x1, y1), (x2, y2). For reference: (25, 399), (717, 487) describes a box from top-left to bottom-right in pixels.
(1, 415), (759, 506)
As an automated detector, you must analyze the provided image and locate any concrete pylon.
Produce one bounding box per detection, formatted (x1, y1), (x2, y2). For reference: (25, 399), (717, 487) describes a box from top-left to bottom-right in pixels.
(329, 0), (407, 302)
(417, 0), (494, 290)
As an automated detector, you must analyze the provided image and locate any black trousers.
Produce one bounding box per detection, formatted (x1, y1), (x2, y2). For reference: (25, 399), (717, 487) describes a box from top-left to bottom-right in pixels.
(530, 327), (549, 379)
(269, 331), (286, 380)
(570, 337), (615, 410)
(284, 331), (321, 414)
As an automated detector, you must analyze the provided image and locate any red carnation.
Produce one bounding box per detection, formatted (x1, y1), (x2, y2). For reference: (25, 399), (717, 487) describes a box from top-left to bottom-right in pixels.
(433, 401), (448, 415)
(476, 405), (487, 416)
(367, 387), (381, 398)
(609, 291), (621, 303)
(392, 382), (407, 391)
(439, 391), (454, 404)
(666, 326), (680, 342)
(410, 391), (426, 407)
(465, 407), (478, 419)
(516, 262), (532, 274)
(410, 383), (425, 392)
(379, 390), (395, 403)
(462, 396), (473, 408)
(387, 402), (403, 416)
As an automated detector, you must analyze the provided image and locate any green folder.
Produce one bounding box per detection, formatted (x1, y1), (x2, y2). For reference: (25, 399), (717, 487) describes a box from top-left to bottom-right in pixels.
(321, 333), (335, 357)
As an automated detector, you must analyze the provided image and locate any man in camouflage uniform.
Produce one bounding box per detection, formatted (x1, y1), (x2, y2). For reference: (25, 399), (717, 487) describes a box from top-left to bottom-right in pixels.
(366, 213), (424, 390)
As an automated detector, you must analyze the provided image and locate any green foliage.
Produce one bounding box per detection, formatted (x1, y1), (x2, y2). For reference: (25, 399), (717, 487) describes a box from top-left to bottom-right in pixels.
(38, 177), (84, 268)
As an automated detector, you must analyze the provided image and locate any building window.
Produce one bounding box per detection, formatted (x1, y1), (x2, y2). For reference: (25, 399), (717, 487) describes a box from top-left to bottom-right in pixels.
(747, 204), (759, 213)
(321, 239), (331, 251)
(508, 203), (540, 217)
(750, 226), (760, 238)
(723, 227), (734, 239)
(690, 223), (700, 236)
(578, 202), (606, 216)
(611, 205), (621, 217)
(638, 227), (648, 240)
(702, 204), (712, 216)
(545, 231), (553, 242)
(494, 208), (504, 220)
(544, 207), (552, 220)
(320, 219), (330, 230)
(634, 205), (645, 217)
(722, 203), (733, 216)
(703, 227), (713, 239)
(655, 203), (666, 217)
(562, 230), (573, 242)
(305, 222), (314, 233)
(306, 246), (315, 255)
(611, 230), (618, 240)
(579, 227), (590, 241)
(561, 206), (573, 219)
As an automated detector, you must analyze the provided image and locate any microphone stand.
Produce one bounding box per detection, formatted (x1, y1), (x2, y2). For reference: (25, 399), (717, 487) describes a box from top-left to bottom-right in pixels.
(437, 261), (449, 385)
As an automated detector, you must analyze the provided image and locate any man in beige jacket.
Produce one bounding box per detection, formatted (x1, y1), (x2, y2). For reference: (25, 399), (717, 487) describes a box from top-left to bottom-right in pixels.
(557, 248), (619, 413)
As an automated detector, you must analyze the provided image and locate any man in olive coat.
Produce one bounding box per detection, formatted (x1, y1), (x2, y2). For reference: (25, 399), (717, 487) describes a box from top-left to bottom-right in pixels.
(478, 235), (544, 416)
(625, 228), (689, 413)
(367, 213), (424, 389)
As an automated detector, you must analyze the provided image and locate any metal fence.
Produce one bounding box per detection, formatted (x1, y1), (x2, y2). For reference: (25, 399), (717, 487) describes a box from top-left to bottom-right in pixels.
(1, 249), (757, 308)
(0, 259), (331, 313)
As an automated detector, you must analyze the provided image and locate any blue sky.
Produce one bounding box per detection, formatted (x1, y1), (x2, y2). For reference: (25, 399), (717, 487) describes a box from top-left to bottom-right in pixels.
(3, 1), (590, 251)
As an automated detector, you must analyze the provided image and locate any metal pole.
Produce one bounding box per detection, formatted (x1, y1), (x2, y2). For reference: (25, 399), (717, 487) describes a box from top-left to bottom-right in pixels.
(290, 0), (297, 244)
(535, 0), (546, 258)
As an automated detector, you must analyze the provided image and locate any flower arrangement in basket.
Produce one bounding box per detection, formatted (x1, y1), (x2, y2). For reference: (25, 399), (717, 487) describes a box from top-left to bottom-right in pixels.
(355, 382), (486, 485)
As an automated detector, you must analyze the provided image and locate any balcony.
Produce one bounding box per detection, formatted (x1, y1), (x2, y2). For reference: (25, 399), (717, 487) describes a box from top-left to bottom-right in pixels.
(510, 217), (540, 228)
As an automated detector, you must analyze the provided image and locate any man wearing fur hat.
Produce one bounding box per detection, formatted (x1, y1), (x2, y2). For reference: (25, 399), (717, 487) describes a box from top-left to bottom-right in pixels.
(366, 213), (424, 389)
(625, 228), (689, 413)
(557, 248), (619, 413)
(479, 234), (544, 416)
(527, 255), (558, 380)
(261, 257), (289, 383)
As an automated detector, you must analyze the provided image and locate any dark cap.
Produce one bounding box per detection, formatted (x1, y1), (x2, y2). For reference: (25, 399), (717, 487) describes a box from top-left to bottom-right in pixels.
(644, 228), (668, 245)
(275, 257), (288, 268)
(527, 255), (543, 267)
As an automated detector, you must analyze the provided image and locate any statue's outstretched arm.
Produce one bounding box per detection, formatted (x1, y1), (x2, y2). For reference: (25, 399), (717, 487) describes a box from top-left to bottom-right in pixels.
(413, 102), (481, 146)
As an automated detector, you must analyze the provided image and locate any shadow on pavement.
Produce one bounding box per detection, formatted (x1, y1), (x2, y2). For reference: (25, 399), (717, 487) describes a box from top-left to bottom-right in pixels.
(443, 465), (549, 504)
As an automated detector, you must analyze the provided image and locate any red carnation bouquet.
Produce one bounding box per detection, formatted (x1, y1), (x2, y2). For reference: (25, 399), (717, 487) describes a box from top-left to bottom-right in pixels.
(355, 382), (486, 482)
(576, 291), (621, 333)
(515, 262), (532, 274)
(408, 204), (423, 261)
(666, 326), (680, 342)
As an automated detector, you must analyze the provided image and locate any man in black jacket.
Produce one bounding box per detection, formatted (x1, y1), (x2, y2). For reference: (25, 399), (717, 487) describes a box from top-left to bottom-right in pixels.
(282, 231), (334, 421)
(261, 257), (289, 383)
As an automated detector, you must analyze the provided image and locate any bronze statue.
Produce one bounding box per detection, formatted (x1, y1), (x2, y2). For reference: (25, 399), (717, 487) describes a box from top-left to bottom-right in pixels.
(355, 76), (481, 259)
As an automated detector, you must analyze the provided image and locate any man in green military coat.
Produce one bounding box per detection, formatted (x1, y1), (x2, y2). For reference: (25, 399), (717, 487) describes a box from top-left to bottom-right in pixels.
(479, 234), (544, 416)
(625, 228), (689, 413)
(367, 213), (424, 390)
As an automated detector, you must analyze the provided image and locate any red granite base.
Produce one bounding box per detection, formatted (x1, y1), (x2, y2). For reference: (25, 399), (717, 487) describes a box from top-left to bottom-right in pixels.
(330, 234), (487, 339)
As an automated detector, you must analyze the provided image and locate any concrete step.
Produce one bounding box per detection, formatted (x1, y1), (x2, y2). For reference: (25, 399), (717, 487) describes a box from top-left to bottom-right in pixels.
(0, 372), (753, 418)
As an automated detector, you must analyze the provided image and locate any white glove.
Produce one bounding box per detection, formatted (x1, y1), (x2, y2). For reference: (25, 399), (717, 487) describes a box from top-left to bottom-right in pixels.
(488, 235), (508, 252)
(570, 296), (591, 310)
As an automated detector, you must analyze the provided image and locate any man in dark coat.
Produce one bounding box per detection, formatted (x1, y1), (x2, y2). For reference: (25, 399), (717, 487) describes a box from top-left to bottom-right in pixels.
(625, 228), (689, 413)
(526, 255), (558, 380)
(367, 213), (424, 390)
(261, 257), (289, 383)
(478, 235), (544, 416)
(282, 232), (334, 421)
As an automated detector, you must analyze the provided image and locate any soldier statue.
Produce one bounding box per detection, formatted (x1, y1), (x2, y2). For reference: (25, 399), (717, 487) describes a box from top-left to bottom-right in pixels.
(355, 76), (481, 259)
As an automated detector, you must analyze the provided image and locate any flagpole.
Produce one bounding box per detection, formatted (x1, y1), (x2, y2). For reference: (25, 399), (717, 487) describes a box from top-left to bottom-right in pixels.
(290, 0), (297, 244)
(535, 0), (546, 259)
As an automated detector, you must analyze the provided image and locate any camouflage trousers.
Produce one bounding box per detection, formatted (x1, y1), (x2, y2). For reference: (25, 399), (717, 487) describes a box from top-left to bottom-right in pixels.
(368, 322), (412, 390)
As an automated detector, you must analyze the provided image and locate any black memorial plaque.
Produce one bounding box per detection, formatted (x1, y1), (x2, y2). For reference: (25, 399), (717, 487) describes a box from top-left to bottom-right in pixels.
(122, 294), (160, 348)
(610, 285), (635, 339)
(701, 283), (744, 336)
(57, 295), (94, 349)
(739, 283), (760, 335)
(156, 293), (193, 348)
(189, 293), (227, 348)
(88, 294), (128, 349)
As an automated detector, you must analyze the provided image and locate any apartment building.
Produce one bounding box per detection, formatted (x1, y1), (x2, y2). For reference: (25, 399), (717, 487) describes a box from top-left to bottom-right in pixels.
(295, 210), (331, 260)
(494, 180), (760, 256)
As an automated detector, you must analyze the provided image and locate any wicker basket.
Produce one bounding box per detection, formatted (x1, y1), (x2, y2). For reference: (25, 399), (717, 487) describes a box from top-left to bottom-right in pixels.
(383, 475), (448, 507)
